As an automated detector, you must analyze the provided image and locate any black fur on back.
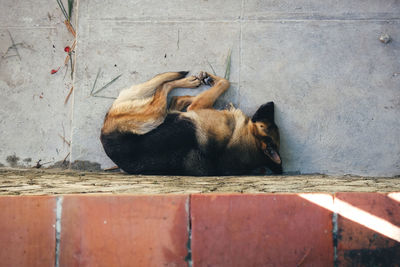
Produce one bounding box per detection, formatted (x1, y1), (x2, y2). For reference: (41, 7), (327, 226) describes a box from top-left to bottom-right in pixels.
(101, 111), (282, 176)
(100, 113), (199, 175)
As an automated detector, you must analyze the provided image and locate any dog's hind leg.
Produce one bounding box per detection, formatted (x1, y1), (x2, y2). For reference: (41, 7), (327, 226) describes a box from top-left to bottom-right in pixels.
(102, 73), (200, 135)
(114, 71), (189, 105)
(169, 95), (195, 111)
(128, 75), (200, 132)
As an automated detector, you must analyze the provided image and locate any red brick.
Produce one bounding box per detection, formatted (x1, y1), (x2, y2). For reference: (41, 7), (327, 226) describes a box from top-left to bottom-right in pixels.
(0, 196), (56, 267)
(335, 192), (400, 266)
(59, 195), (189, 267)
(191, 193), (334, 267)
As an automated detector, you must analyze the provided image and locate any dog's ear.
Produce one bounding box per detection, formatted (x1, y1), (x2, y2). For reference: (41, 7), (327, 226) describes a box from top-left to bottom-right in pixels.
(251, 102), (275, 123)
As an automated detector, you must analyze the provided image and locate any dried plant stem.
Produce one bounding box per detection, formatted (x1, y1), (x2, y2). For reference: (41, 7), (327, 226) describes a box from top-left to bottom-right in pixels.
(64, 20), (76, 37)
(90, 69), (101, 95)
(89, 68), (121, 100)
(92, 74), (122, 96)
(58, 134), (71, 146)
(91, 95), (117, 100)
(69, 52), (73, 79)
(104, 166), (119, 171)
(63, 64), (69, 80)
(224, 48), (232, 80)
(68, 0), (74, 21)
(64, 40), (76, 65)
(206, 59), (217, 75)
(56, 0), (69, 21)
(7, 30), (21, 61)
(62, 152), (70, 164)
(2, 42), (23, 59)
(64, 86), (74, 105)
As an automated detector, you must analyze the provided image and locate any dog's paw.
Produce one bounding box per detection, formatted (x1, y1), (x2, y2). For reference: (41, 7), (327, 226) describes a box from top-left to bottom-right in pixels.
(180, 76), (201, 88)
(198, 71), (216, 86)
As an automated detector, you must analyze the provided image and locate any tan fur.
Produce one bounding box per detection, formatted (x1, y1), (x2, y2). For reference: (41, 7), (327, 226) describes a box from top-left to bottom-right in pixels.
(181, 107), (258, 151)
(169, 72), (230, 111)
(102, 89), (168, 135)
(187, 79), (230, 110)
(101, 70), (282, 174)
(114, 72), (185, 104)
(102, 70), (277, 151)
(102, 72), (200, 135)
(169, 95), (194, 111)
(251, 121), (280, 149)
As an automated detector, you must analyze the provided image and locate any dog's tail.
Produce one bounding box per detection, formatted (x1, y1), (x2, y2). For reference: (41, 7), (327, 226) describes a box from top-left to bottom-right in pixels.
(153, 71), (189, 86)
(142, 71), (189, 91)
(121, 71), (189, 100)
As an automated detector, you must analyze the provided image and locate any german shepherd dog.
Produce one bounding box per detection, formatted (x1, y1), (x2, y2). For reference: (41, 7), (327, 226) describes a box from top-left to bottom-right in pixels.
(100, 71), (282, 175)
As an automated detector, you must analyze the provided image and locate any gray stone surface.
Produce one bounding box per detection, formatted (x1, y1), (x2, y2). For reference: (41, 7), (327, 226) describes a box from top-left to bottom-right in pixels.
(240, 20), (400, 176)
(243, 0), (400, 20)
(0, 0), (74, 168)
(82, 0), (242, 21)
(1, 0), (399, 176)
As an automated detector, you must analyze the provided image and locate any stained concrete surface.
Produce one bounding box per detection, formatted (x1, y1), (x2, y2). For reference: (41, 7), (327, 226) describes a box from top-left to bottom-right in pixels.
(1, 168), (399, 195)
(0, 0), (399, 176)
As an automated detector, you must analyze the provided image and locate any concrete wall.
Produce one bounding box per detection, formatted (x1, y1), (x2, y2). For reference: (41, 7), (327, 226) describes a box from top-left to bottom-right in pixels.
(1, 0), (399, 176)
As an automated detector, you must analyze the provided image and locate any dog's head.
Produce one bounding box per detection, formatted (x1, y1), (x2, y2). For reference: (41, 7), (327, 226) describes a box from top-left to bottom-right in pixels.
(251, 102), (282, 174)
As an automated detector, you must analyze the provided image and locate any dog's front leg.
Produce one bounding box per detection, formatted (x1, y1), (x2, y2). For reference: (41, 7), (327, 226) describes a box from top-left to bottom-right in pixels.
(187, 72), (230, 111)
